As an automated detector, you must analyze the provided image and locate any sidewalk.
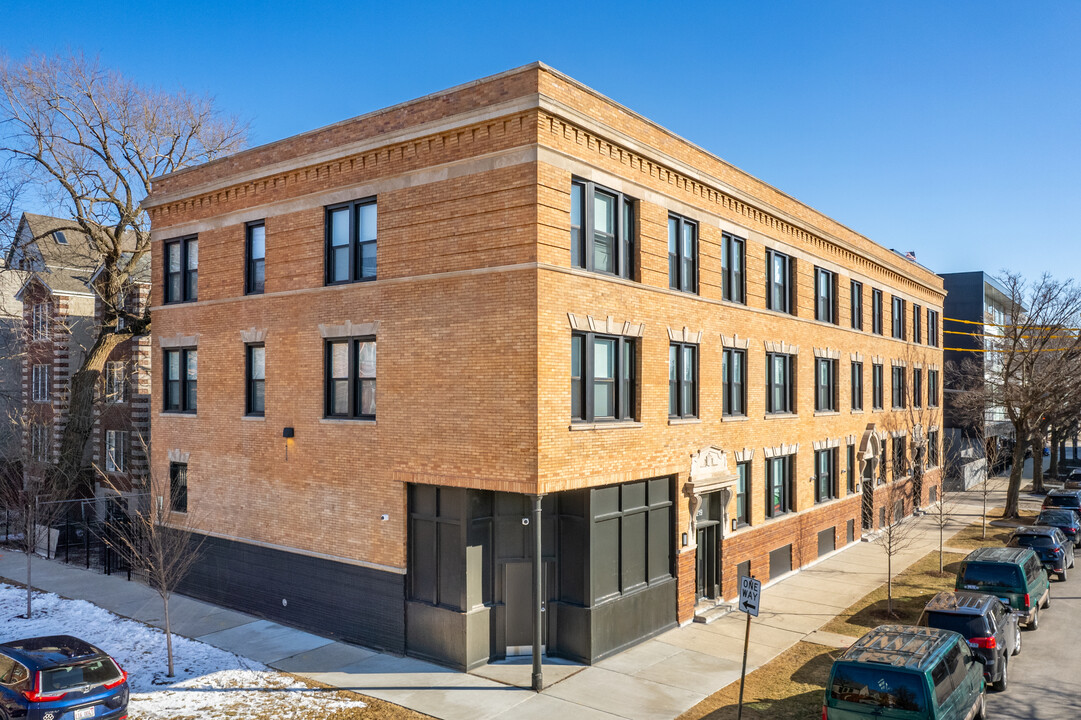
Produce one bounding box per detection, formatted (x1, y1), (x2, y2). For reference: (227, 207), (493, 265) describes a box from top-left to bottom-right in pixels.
(0, 471), (1045, 720)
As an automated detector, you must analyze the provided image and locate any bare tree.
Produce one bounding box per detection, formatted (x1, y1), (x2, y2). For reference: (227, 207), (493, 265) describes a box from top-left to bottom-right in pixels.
(873, 478), (918, 617)
(0, 52), (246, 489)
(928, 434), (961, 573)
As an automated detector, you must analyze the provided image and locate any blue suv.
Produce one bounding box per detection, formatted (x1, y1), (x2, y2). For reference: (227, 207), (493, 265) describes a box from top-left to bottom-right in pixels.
(0, 635), (128, 720)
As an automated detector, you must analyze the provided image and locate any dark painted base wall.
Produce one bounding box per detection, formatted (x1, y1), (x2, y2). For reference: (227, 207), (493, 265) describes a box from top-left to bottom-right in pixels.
(178, 533), (406, 653)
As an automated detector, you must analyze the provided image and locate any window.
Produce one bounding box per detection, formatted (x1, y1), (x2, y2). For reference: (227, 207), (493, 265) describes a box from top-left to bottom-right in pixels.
(30, 424), (48, 463)
(114, 291), (126, 331)
(893, 436), (908, 477)
(721, 233), (745, 303)
(815, 448), (837, 503)
(722, 348), (746, 417)
(928, 369), (939, 407)
(53, 230), (67, 245)
(880, 443), (888, 484)
(169, 462), (188, 513)
(929, 430), (940, 467)
(766, 353), (796, 414)
(31, 302), (48, 340)
(246, 344), (266, 416)
(164, 236), (198, 303)
(851, 361), (864, 411)
(872, 363), (884, 410)
(164, 348), (197, 413)
(735, 461), (750, 526)
(668, 343), (697, 419)
(105, 430), (127, 473)
(872, 289), (883, 334)
(766, 249), (794, 314)
(850, 280), (863, 330)
(246, 221), (266, 294)
(815, 358), (837, 412)
(891, 295), (906, 339)
(325, 338), (376, 419)
(847, 444), (856, 494)
(913, 368), (923, 408)
(31, 364), (48, 403)
(571, 333), (635, 423)
(913, 304), (922, 344)
(571, 180), (634, 278)
(892, 366), (906, 409)
(928, 309), (939, 346)
(765, 455), (794, 518)
(325, 198), (377, 284)
(104, 361), (126, 403)
(814, 267), (836, 323)
(668, 213), (697, 293)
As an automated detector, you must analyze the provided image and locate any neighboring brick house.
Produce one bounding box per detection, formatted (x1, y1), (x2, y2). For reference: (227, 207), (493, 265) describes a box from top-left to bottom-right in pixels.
(145, 63), (945, 671)
(6, 213), (150, 493)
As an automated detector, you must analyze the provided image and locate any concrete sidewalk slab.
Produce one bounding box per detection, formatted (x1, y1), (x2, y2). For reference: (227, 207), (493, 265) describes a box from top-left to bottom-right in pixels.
(631, 648), (742, 694)
(470, 656), (585, 688)
(197, 619), (332, 664)
(544, 666), (704, 720)
(488, 693), (625, 720)
(595, 636), (684, 675)
(271, 641), (378, 674)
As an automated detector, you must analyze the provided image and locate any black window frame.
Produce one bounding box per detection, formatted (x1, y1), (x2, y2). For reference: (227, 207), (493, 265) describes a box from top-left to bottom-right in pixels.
(893, 436), (908, 477)
(815, 358), (838, 412)
(766, 352), (796, 414)
(872, 289), (883, 335)
(735, 461), (751, 527)
(245, 220), (266, 295)
(765, 455), (794, 518)
(571, 332), (636, 423)
(169, 462), (188, 513)
(571, 179), (635, 279)
(722, 348), (747, 417)
(872, 363), (884, 410)
(847, 443), (856, 494)
(928, 309), (940, 346)
(815, 447), (838, 504)
(928, 369), (940, 407)
(163, 348), (197, 413)
(851, 361), (864, 411)
(913, 367), (923, 408)
(668, 213), (698, 294)
(913, 303), (922, 344)
(766, 249), (795, 314)
(721, 232), (746, 303)
(246, 343), (266, 417)
(324, 337), (377, 420)
(164, 235), (198, 303)
(892, 295), (906, 340)
(850, 280), (863, 330)
(324, 197), (377, 285)
(814, 267), (837, 324)
(929, 430), (940, 467)
(892, 365), (906, 409)
(668, 342), (698, 419)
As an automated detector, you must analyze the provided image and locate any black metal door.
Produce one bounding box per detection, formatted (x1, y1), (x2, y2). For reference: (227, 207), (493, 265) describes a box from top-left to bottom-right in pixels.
(862, 461), (875, 530)
(695, 523), (719, 600)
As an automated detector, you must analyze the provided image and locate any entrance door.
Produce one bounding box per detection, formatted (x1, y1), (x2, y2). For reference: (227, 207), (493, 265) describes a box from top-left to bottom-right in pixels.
(695, 492), (721, 600)
(862, 460), (875, 530)
(504, 561), (544, 656)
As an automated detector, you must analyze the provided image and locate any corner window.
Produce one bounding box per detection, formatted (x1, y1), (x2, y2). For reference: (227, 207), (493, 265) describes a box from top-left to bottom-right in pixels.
(246, 344), (266, 416)
(571, 180), (635, 279)
(892, 296), (906, 340)
(571, 333), (636, 423)
(325, 338), (376, 419)
(668, 343), (697, 419)
(765, 455), (794, 518)
(814, 268), (836, 323)
(735, 461), (750, 526)
(668, 213), (697, 293)
(815, 358), (837, 412)
(928, 309), (939, 346)
(872, 289), (883, 335)
(722, 348), (746, 417)
(164, 236), (198, 303)
(928, 369), (939, 407)
(913, 304), (922, 344)
(246, 221), (266, 294)
(766, 352), (795, 414)
(850, 280), (863, 330)
(325, 198), (377, 285)
(872, 363), (884, 410)
(851, 361), (864, 411)
(721, 233), (745, 303)
(892, 366), (906, 409)
(766, 249), (794, 314)
(164, 348), (197, 413)
(105, 430), (127, 473)
(815, 448), (838, 504)
(104, 361), (126, 403)
(169, 462), (188, 513)
(31, 364), (49, 403)
(913, 368), (923, 408)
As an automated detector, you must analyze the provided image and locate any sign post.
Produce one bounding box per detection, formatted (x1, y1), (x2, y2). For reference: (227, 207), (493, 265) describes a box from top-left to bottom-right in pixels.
(736, 575), (761, 720)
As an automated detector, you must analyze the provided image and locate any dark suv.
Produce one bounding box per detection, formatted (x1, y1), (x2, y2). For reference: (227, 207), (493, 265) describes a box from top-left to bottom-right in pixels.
(1035, 509), (1081, 547)
(1042, 489), (1081, 516)
(917, 591), (1021, 691)
(1008, 526), (1075, 581)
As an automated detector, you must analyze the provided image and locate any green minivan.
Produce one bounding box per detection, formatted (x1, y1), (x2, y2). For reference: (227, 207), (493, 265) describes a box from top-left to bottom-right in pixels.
(955, 546), (1050, 629)
(824, 625), (985, 720)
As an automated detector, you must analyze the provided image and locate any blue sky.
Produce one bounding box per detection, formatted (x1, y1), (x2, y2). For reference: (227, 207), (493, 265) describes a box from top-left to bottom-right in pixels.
(3, 1), (1079, 280)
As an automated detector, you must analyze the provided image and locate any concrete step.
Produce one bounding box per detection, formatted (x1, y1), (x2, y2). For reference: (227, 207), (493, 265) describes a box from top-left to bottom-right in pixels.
(693, 602), (734, 624)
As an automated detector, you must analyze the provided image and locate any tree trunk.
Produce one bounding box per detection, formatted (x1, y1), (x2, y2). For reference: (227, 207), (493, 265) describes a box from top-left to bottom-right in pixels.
(1004, 440), (1029, 518)
(24, 535), (31, 620)
(24, 500), (33, 619)
(1032, 437), (1045, 494)
(164, 593), (174, 677)
(1050, 428), (1061, 481)
(939, 522), (944, 573)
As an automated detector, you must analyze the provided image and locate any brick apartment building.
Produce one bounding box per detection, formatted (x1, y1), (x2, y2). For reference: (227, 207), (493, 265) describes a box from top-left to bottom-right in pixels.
(6, 213), (150, 492)
(145, 63), (945, 671)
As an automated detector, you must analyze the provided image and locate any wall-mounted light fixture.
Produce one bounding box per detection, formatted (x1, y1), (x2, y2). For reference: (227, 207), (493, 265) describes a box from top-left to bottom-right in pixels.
(283, 427), (295, 460)
(681, 532), (689, 547)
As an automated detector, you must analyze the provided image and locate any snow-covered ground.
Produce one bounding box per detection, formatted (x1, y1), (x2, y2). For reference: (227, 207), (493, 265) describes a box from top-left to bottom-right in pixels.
(0, 583), (366, 719)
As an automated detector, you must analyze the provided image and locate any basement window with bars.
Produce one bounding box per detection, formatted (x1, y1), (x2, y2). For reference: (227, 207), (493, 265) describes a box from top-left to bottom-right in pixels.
(571, 179), (635, 279)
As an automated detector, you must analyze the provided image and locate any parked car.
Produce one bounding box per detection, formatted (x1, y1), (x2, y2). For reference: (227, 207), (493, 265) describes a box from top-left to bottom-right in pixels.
(1007, 526), (1075, 581)
(955, 546), (1051, 630)
(1041, 489), (1081, 516)
(0, 635), (128, 720)
(1035, 508), (1081, 546)
(917, 591), (1021, 692)
(1064, 468), (1081, 490)
(824, 625), (985, 719)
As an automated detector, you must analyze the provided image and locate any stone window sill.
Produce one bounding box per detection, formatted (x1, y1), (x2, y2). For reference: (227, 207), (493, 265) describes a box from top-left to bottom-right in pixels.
(722, 414), (749, 422)
(850, 409), (865, 415)
(764, 413), (798, 420)
(320, 418), (376, 425)
(241, 415), (266, 422)
(668, 417), (701, 426)
(159, 412), (197, 419)
(569, 421), (644, 431)
(813, 410), (840, 417)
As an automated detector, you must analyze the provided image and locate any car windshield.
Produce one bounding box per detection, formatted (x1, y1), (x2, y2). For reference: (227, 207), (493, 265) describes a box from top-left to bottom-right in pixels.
(39, 659), (122, 693)
(921, 611), (987, 638)
(1010, 535), (1057, 549)
(1037, 512), (1075, 526)
(830, 665), (927, 712)
(960, 563), (1022, 589)
(1044, 496), (1080, 508)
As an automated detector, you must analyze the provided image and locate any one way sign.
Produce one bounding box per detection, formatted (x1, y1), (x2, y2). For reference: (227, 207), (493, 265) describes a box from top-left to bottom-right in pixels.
(738, 576), (761, 617)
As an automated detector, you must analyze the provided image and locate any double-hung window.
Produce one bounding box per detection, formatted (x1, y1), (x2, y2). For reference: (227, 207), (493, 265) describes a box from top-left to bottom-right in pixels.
(847, 444), (856, 494)
(31, 365), (48, 403)
(913, 368), (923, 408)
(815, 268), (836, 323)
(913, 304), (922, 344)
(850, 281), (863, 330)
(105, 430), (127, 473)
(246, 344), (266, 416)
(928, 309), (939, 346)
(766, 352), (796, 414)
(928, 369), (939, 407)
(765, 455), (794, 518)
(892, 296), (906, 339)
(722, 348), (746, 416)
(893, 436), (908, 477)
(668, 213), (697, 293)
(668, 343), (697, 419)
(735, 461), (750, 527)
(572, 333), (636, 423)
(164, 348), (197, 413)
(928, 430), (940, 467)
(892, 366), (906, 409)
(872, 363), (884, 410)
(815, 448), (837, 503)
(326, 198), (377, 284)
(766, 249), (794, 314)
(851, 361), (864, 411)
(246, 221), (266, 294)
(325, 338), (376, 419)
(164, 236), (198, 303)
(815, 358), (837, 412)
(169, 462), (188, 513)
(571, 180), (634, 278)
(721, 233), (745, 303)
(31, 302), (48, 340)
(104, 361), (126, 403)
(872, 289), (883, 334)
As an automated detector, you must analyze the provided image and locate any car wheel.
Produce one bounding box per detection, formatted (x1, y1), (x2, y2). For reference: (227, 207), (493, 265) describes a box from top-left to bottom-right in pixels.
(1028, 606), (1039, 630)
(975, 693), (986, 720)
(1043, 589), (1051, 609)
(1061, 568), (1069, 582)
(1013, 624), (1022, 655)
(994, 656), (1008, 692)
